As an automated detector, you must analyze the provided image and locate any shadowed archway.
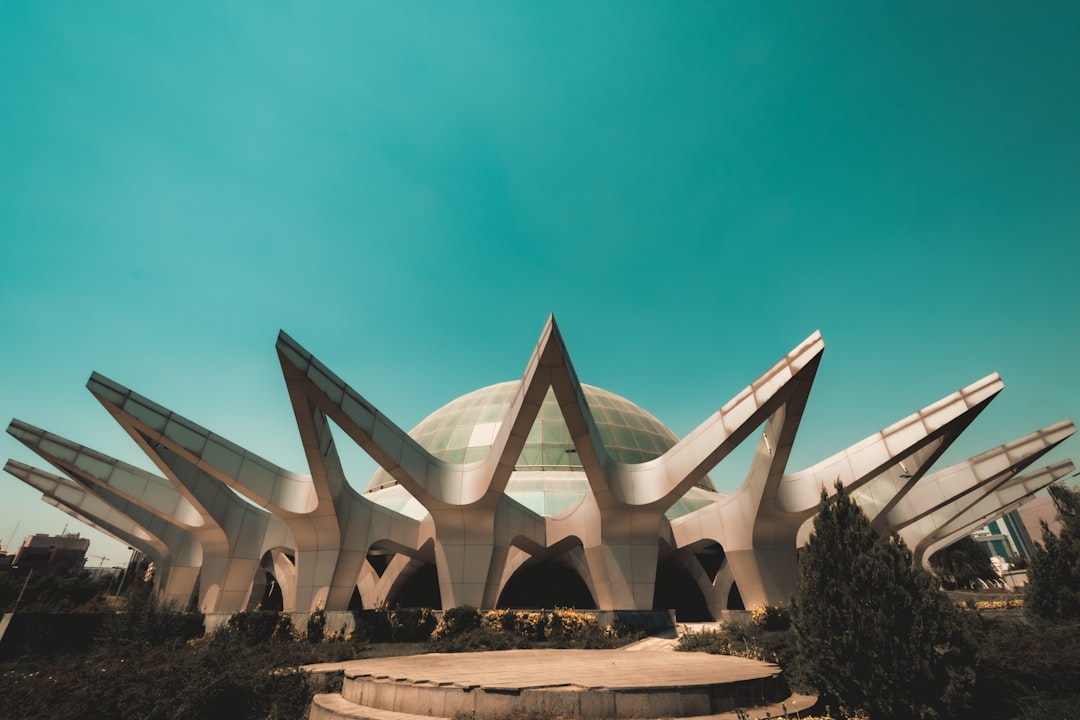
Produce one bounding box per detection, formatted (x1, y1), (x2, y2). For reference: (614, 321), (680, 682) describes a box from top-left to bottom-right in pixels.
(653, 559), (712, 621)
(393, 563), (441, 609)
(497, 559), (596, 609)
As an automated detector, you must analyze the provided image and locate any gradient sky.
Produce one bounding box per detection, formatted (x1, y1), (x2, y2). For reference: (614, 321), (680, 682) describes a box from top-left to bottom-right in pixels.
(2, 3), (1078, 567)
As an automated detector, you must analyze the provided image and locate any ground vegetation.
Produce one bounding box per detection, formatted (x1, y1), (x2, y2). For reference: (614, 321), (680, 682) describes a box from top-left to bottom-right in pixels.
(0, 581), (638, 720)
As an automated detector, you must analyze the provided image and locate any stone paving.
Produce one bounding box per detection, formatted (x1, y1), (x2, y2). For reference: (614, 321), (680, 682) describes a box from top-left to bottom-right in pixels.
(304, 625), (817, 720)
(326, 648), (780, 690)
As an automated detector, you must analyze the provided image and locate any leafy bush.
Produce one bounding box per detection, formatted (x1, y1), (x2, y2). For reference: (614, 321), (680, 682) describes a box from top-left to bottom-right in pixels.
(307, 605), (326, 643)
(390, 606), (437, 641)
(750, 604), (791, 631)
(430, 607), (623, 651)
(432, 605), (482, 639)
(677, 622), (798, 673)
(483, 608), (546, 639)
(543, 608), (617, 646)
(970, 596), (1024, 611)
(0, 613), (365, 720)
(967, 613), (1080, 720)
(217, 611), (295, 646)
(0, 572), (111, 613)
(96, 589), (204, 651)
(0, 613), (106, 659)
(428, 625), (523, 652)
(930, 536), (1001, 590)
(351, 609), (393, 642)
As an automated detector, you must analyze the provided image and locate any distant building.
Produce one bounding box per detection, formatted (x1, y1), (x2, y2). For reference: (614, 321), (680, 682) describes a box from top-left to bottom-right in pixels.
(1016, 494), (1063, 543)
(11, 533), (90, 576)
(971, 509), (1036, 564)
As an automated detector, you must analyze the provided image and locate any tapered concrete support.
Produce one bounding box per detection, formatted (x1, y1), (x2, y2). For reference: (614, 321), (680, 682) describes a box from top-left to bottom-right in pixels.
(11, 420), (270, 614)
(55, 383), (296, 614)
(41, 495), (184, 594)
(5, 460), (199, 606)
(6, 428), (212, 608)
(8, 420), (204, 527)
(784, 373), (1005, 518)
(88, 368), (418, 612)
(671, 372), (1005, 609)
(540, 330), (826, 610)
(680, 337), (823, 610)
(276, 339), (427, 610)
(915, 460), (1075, 567)
(277, 324), (553, 610)
(261, 549), (296, 610)
(883, 420), (1075, 535)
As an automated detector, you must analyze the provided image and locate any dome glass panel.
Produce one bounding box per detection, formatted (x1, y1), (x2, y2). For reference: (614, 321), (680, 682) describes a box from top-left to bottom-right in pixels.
(366, 381), (716, 500)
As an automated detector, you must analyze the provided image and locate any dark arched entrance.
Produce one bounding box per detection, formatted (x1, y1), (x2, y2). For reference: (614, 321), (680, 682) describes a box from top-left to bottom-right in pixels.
(653, 560), (712, 621)
(497, 560), (596, 609)
(393, 563), (441, 608)
(727, 581), (745, 611)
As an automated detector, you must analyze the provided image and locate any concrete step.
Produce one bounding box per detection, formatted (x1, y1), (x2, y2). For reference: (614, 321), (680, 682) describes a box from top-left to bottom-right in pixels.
(314, 649), (806, 719)
(310, 691), (819, 720)
(310, 693), (449, 720)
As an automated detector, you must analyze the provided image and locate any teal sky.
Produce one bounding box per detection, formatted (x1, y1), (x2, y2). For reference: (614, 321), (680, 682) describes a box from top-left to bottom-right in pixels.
(2, 3), (1078, 566)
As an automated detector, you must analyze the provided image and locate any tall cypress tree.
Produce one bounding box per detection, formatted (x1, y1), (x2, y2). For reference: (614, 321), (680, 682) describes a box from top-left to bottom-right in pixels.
(1026, 483), (1080, 621)
(792, 482), (975, 719)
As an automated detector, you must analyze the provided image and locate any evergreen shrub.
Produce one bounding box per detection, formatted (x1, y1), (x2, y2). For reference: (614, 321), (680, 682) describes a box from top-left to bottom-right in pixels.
(306, 605), (326, 643)
(219, 610), (295, 645)
(431, 605), (482, 639)
(792, 482), (975, 719)
(350, 609), (394, 642)
(389, 606), (437, 641)
(1026, 483), (1080, 621)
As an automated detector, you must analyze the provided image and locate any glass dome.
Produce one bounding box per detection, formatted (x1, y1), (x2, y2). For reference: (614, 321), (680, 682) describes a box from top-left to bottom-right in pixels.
(367, 381), (717, 508)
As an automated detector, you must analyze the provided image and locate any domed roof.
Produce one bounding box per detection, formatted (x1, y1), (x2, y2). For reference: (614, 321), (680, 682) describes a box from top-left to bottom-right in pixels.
(367, 382), (716, 498)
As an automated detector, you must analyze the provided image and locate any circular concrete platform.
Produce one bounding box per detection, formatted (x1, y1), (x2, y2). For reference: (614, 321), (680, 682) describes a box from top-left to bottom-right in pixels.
(309, 649), (810, 719)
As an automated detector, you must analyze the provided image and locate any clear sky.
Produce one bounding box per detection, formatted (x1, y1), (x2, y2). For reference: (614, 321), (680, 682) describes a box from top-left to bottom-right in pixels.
(1, 3), (1077, 567)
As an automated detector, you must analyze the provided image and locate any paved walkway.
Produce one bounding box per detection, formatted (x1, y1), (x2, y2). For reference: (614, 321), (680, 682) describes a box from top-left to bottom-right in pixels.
(324, 648), (780, 690)
(306, 622), (725, 674)
(620, 621), (721, 651)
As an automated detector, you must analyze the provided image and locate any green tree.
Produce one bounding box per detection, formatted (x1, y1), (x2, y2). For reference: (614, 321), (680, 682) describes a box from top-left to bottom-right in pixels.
(792, 482), (975, 719)
(929, 536), (1000, 590)
(1026, 483), (1080, 621)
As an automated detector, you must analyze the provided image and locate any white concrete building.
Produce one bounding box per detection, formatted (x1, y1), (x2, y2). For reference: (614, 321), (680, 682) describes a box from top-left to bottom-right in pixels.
(5, 317), (1075, 618)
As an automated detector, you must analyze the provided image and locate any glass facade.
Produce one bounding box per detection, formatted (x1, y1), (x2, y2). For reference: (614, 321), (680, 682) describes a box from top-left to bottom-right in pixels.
(366, 381), (718, 517)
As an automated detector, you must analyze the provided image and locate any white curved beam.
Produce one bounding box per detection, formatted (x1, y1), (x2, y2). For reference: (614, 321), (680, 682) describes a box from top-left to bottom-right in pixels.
(882, 420), (1075, 533)
(8, 420), (204, 528)
(81, 378), (296, 613)
(5, 461), (199, 607)
(915, 460), (1075, 567)
(671, 372), (1005, 609)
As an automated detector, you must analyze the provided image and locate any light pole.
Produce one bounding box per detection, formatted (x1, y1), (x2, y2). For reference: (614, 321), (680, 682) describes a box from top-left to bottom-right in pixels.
(12, 568), (33, 613)
(113, 547), (137, 596)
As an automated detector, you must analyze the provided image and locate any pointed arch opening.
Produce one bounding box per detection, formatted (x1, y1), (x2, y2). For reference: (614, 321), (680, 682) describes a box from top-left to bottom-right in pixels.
(392, 563), (440, 608)
(249, 568), (283, 611)
(727, 581), (745, 611)
(654, 542), (712, 621)
(496, 555), (596, 609)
